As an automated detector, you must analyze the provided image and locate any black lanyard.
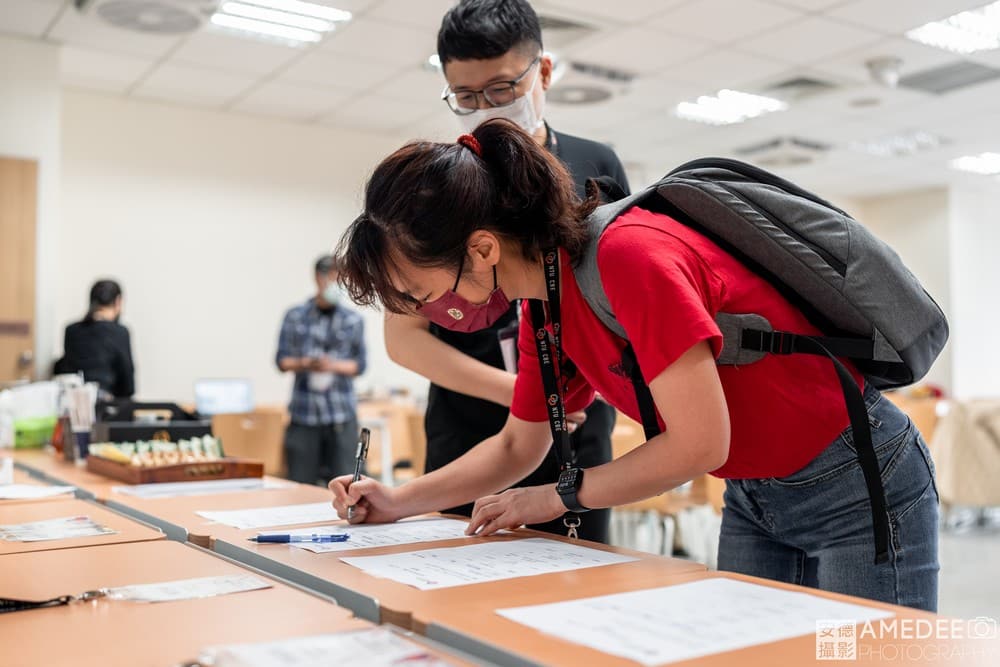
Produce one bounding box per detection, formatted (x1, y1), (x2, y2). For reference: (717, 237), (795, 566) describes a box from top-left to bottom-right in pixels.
(528, 249), (574, 471)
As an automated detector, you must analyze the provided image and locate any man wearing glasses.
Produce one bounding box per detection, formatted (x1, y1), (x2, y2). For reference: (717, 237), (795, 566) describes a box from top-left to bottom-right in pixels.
(383, 0), (629, 544)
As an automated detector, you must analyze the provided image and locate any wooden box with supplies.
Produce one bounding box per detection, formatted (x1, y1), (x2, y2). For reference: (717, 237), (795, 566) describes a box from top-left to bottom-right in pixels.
(86, 435), (264, 484)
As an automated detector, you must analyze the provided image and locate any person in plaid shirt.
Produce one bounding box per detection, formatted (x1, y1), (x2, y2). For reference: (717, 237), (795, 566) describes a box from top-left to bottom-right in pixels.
(276, 255), (367, 484)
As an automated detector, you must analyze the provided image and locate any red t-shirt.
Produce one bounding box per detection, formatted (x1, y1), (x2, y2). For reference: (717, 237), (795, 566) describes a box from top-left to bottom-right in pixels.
(511, 206), (863, 479)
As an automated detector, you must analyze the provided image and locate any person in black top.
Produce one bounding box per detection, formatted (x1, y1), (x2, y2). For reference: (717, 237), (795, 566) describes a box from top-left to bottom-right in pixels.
(383, 0), (629, 543)
(55, 280), (135, 399)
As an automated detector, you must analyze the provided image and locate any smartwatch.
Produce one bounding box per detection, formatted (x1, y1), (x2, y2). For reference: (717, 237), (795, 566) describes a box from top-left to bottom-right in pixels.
(556, 467), (590, 513)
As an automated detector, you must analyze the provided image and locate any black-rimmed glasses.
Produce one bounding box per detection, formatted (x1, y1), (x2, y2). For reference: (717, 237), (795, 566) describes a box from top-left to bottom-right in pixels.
(442, 56), (541, 115)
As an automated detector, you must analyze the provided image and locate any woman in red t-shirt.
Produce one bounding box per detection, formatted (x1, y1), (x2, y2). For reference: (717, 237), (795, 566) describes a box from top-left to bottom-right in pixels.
(329, 120), (939, 612)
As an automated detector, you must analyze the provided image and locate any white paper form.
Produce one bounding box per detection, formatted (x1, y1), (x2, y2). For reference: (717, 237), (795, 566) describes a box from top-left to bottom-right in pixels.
(262, 518), (470, 554)
(0, 484), (76, 500)
(0, 515), (116, 542)
(199, 628), (456, 667)
(497, 578), (895, 666)
(113, 478), (292, 499)
(195, 502), (339, 529)
(340, 537), (638, 590)
(106, 574), (271, 602)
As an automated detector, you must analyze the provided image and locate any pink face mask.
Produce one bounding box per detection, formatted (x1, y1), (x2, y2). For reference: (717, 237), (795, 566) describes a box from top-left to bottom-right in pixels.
(418, 260), (511, 332)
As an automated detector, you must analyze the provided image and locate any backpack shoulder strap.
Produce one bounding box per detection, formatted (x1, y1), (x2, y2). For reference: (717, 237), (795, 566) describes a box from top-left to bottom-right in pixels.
(573, 188), (657, 340)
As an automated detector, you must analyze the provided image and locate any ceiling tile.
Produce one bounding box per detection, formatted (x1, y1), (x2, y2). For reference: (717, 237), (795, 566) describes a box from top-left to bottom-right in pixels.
(826, 0), (987, 35)
(0, 0), (64, 38)
(395, 111), (460, 142)
(366, 0), (458, 30)
(321, 93), (418, 133)
(736, 16), (883, 64)
(48, 5), (183, 59)
(370, 67), (444, 103)
(59, 45), (154, 94)
(565, 26), (713, 76)
(132, 63), (256, 107)
(659, 49), (792, 90)
(170, 28), (302, 77)
(231, 81), (354, 121)
(318, 18), (435, 67)
(762, 0), (849, 11)
(537, 0), (689, 24)
(812, 36), (959, 84)
(279, 50), (399, 90)
(649, 0), (802, 44)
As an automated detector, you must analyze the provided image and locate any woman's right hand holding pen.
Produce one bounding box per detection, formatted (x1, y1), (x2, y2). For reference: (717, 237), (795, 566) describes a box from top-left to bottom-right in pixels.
(328, 475), (402, 524)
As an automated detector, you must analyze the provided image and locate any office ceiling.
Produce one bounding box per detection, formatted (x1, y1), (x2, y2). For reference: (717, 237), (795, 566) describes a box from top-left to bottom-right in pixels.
(4, 0), (1000, 198)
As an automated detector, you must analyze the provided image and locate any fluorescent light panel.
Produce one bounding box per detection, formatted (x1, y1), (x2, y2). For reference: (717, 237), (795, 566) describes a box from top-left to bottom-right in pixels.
(210, 13), (322, 42)
(212, 0), (351, 45)
(675, 89), (787, 125)
(850, 131), (944, 157)
(906, 1), (1000, 54)
(949, 151), (1000, 175)
(221, 2), (332, 32)
(248, 0), (351, 22)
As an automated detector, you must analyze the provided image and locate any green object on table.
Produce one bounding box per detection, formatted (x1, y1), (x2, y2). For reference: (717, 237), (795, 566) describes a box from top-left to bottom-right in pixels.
(13, 416), (56, 448)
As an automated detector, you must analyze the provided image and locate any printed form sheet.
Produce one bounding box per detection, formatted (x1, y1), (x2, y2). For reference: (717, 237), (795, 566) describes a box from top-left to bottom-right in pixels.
(196, 502), (339, 529)
(200, 628), (455, 667)
(340, 537), (638, 590)
(257, 518), (470, 553)
(497, 578), (895, 665)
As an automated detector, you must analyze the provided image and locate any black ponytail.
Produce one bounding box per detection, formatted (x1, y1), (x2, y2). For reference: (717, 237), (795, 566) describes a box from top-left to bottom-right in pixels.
(336, 119), (597, 314)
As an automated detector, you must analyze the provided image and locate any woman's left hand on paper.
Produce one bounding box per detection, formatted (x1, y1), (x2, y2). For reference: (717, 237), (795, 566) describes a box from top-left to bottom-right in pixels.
(465, 484), (565, 536)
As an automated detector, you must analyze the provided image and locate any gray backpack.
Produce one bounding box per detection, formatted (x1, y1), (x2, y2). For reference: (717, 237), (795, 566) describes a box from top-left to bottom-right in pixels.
(573, 157), (949, 564)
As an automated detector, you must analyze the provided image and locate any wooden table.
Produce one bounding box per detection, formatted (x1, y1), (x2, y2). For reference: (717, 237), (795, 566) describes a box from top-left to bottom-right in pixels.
(421, 570), (1000, 666)
(0, 467), (77, 505)
(213, 520), (706, 628)
(0, 498), (164, 555)
(10, 448), (119, 500)
(0, 540), (364, 667)
(103, 481), (333, 545)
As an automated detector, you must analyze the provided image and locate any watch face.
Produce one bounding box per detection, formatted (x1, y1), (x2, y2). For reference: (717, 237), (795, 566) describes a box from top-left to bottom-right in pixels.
(558, 468), (580, 491)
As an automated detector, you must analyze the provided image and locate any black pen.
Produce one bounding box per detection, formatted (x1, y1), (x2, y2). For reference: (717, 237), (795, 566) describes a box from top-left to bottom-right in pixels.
(347, 428), (370, 520)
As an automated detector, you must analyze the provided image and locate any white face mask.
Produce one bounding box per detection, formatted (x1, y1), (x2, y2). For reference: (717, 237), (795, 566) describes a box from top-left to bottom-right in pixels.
(321, 282), (342, 306)
(455, 67), (545, 135)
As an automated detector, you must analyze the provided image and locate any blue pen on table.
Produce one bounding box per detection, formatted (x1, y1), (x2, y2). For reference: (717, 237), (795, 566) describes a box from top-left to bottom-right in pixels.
(347, 427), (370, 521)
(248, 533), (350, 544)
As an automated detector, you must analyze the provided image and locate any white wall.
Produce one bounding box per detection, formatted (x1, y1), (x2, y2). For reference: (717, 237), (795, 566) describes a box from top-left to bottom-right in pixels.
(0, 36), (60, 379)
(852, 188), (953, 394)
(948, 185), (1000, 399)
(58, 90), (428, 405)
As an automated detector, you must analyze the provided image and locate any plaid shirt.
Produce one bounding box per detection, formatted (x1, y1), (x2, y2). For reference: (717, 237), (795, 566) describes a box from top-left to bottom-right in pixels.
(276, 297), (366, 425)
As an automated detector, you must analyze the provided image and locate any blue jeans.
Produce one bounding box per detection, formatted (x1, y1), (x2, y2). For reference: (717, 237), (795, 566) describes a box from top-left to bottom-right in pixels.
(718, 385), (940, 612)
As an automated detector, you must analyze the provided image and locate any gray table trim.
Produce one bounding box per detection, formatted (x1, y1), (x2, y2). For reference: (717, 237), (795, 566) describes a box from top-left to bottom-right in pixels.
(103, 498), (189, 542)
(214, 537), (382, 623)
(426, 623), (546, 667)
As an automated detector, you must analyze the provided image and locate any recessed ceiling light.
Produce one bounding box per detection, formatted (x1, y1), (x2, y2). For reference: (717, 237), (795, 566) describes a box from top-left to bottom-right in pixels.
(949, 151), (1000, 174)
(906, 1), (1000, 54)
(211, 0), (350, 46)
(243, 0), (351, 22)
(427, 54), (442, 69)
(850, 131), (945, 157)
(220, 2), (331, 32)
(675, 89), (787, 125)
(210, 13), (321, 43)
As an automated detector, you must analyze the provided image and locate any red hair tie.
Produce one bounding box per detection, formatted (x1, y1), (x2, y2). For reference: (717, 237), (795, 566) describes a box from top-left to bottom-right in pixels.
(457, 133), (482, 157)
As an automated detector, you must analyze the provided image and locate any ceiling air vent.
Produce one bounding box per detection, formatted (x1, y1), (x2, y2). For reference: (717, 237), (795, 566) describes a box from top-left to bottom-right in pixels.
(548, 60), (634, 105)
(735, 136), (831, 168)
(759, 76), (838, 102)
(899, 60), (1000, 94)
(537, 11), (598, 50)
(74, 0), (219, 34)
